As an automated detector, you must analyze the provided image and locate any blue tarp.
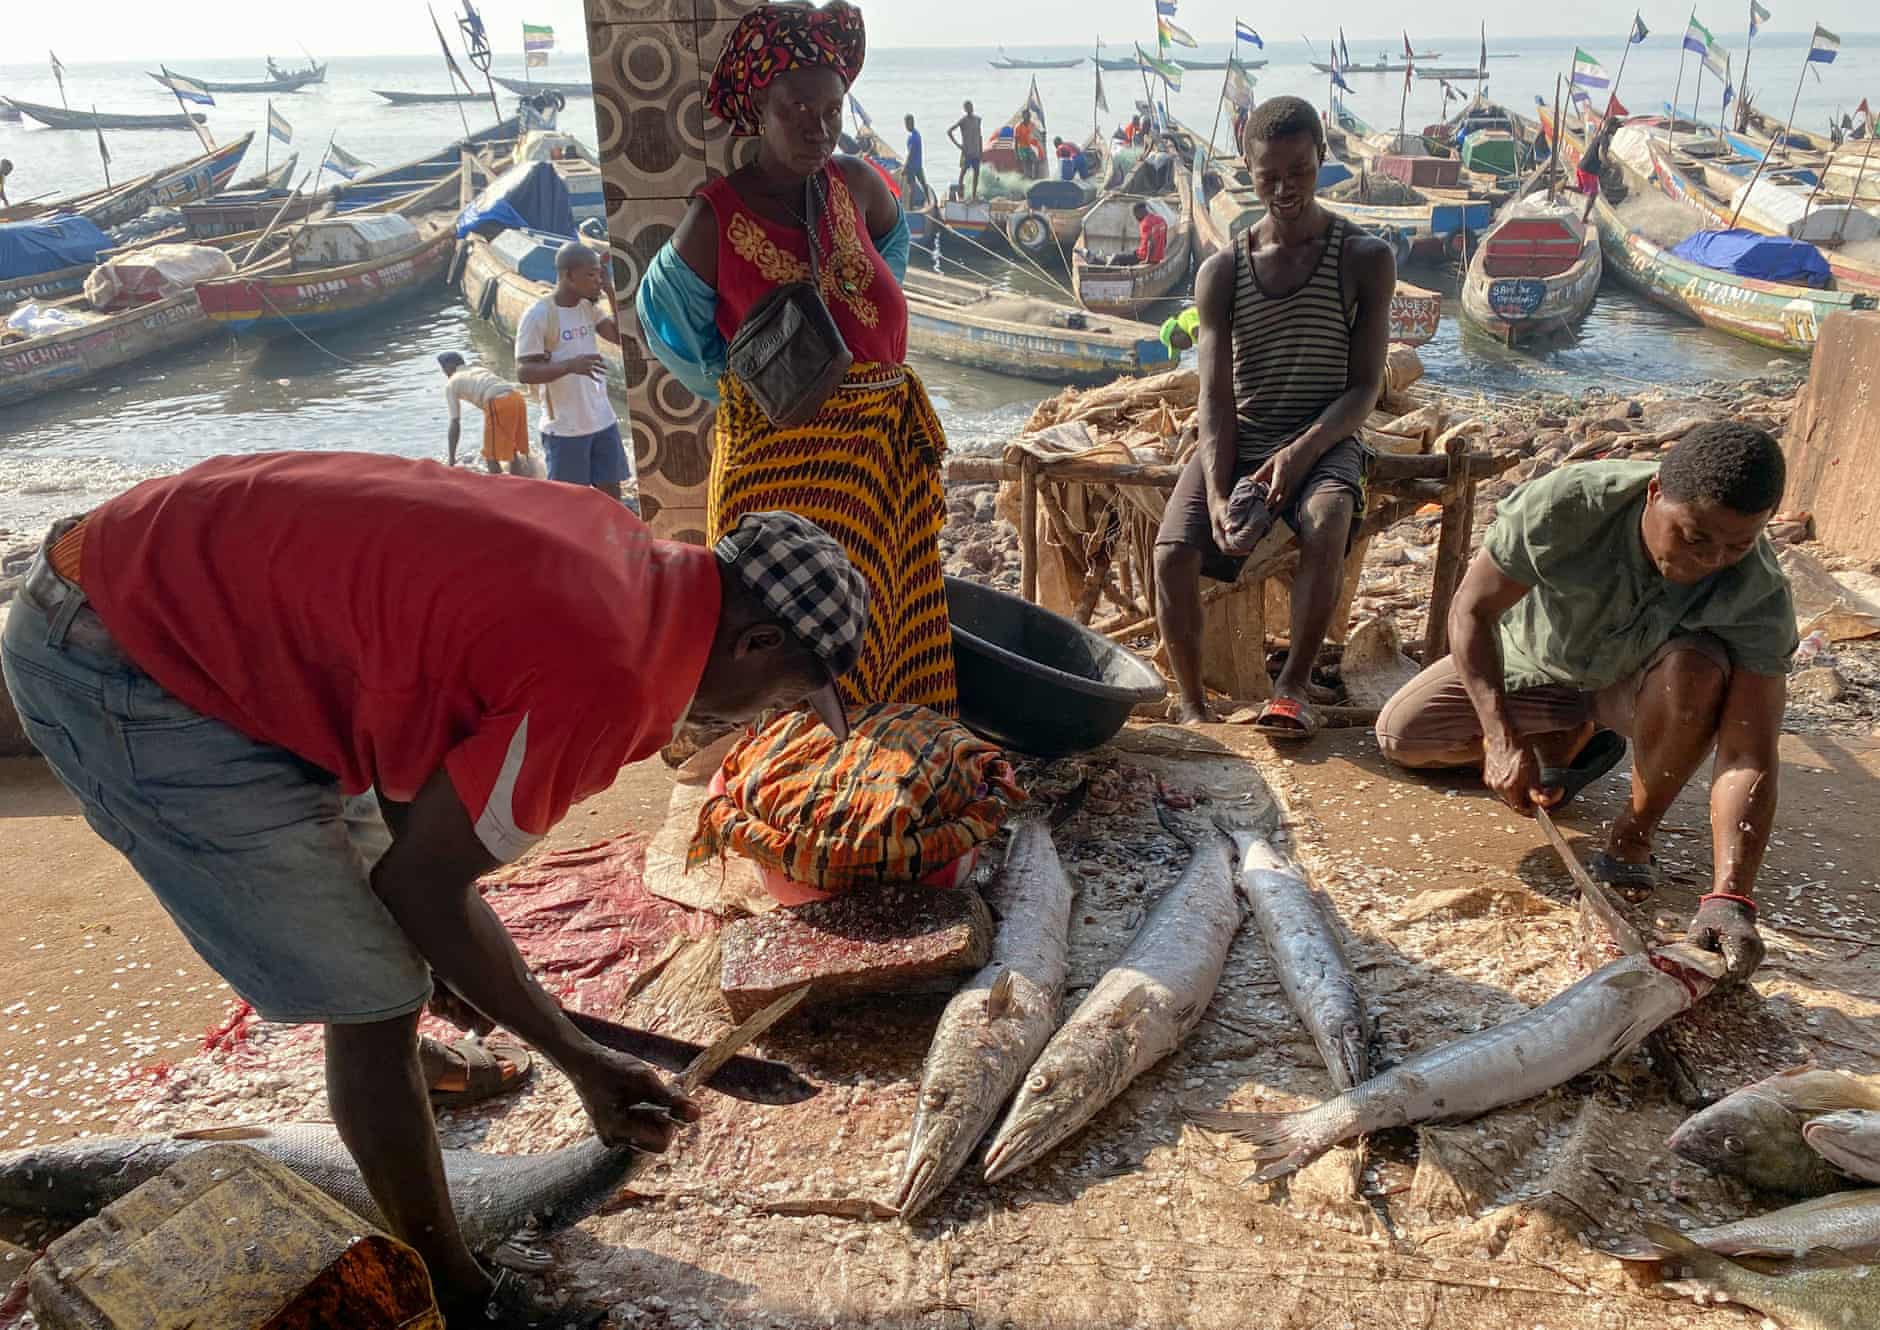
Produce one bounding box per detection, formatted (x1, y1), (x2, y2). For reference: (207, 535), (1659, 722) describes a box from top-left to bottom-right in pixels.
(1669, 228), (1834, 288)
(0, 217), (112, 283)
(455, 160), (575, 241)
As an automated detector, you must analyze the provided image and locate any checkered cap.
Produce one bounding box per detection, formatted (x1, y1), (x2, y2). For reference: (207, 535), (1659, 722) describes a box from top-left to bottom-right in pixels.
(715, 511), (869, 679)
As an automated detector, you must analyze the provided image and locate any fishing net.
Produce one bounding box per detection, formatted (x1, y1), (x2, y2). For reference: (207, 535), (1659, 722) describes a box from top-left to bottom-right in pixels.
(1325, 173), (1424, 206)
(687, 703), (1024, 894)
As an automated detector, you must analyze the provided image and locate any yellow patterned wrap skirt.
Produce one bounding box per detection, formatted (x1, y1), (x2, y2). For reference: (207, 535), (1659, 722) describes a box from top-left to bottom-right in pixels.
(709, 361), (958, 716)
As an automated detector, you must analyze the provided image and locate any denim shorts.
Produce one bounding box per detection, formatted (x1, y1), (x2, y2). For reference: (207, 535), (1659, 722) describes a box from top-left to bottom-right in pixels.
(544, 421), (635, 495)
(1, 547), (431, 1026)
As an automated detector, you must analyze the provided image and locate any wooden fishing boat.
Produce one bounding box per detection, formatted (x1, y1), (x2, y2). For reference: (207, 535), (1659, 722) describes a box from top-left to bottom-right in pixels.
(1176, 59), (1229, 71)
(374, 89), (483, 106)
(492, 76), (591, 97)
(195, 212), (457, 337)
(1460, 129), (1527, 180)
(1419, 67), (1486, 80)
(1387, 281), (1443, 345)
(4, 98), (206, 132)
(1320, 183), (1493, 264)
(1460, 191), (1601, 343)
(329, 120), (518, 214)
(1071, 172), (1193, 317)
(0, 102), (21, 123)
(1191, 161), (1263, 260)
(233, 153), (298, 192)
(989, 49), (1084, 70)
(900, 268), (1172, 384)
(1724, 103), (1832, 162)
(0, 135), (254, 231)
(151, 64), (325, 95)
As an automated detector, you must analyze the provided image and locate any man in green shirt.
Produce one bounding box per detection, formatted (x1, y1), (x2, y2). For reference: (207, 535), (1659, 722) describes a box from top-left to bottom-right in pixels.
(1375, 423), (1796, 982)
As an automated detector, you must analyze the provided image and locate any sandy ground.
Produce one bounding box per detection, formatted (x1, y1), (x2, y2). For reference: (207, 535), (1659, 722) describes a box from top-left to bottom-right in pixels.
(2, 715), (1875, 1328)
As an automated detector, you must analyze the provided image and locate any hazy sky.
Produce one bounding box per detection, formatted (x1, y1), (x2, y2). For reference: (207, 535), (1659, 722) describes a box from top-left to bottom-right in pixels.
(6, 0), (1870, 63)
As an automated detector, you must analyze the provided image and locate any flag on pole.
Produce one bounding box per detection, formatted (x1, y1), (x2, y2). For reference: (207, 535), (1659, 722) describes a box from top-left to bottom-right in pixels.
(1630, 12), (1650, 42)
(1157, 17), (1198, 49)
(1858, 97), (1873, 132)
(1222, 57), (1257, 113)
(1021, 78), (1046, 133)
(1339, 29), (1350, 66)
(848, 94), (873, 128)
(1808, 25), (1840, 63)
(1570, 49), (1611, 90)
(162, 69), (216, 107)
(1095, 62), (1108, 112)
(1155, 0), (1178, 13)
(1235, 20), (1263, 49)
(430, 4), (474, 89)
(1703, 39), (1730, 80)
(1402, 30), (1415, 91)
(1748, 0), (1770, 39)
(522, 22), (554, 51)
(1723, 80), (1735, 111)
(1478, 22), (1487, 76)
(1135, 44), (1184, 90)
(49, 50), (66, 102)
(325, 142), (371, 178)
(1684, 16), (1716, 56)
(268, 104), (293, 145)
(1328, 36), (1353, 93)
(92, 115), (109, 169)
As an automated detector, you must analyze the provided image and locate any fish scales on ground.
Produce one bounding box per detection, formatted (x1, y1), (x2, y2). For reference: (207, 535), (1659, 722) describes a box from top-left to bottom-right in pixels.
(897, 818), (1077, 1219)
(1231, 833), (1371, 1092)
(981, 818), (1246, 1184)
(1619, 1223), (1880, 1330)
(1670, 1067), (1880, 1197)
(1601, 1188), (1880, 1263)
(1190, 944), (1728, 1182)
(0, 1125), (638, 1257)
(1805, 1110), (1880, 1184)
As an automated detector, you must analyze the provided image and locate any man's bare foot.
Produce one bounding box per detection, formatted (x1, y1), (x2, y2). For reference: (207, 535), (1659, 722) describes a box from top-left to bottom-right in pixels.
(1173, 700), (1214, 726)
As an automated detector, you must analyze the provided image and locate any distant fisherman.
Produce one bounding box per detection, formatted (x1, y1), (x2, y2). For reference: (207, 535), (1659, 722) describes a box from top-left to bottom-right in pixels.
(0, 159), (12, 208)
(515, 241), (635, 507)
(437, 352), (531, 476)
(949, 99), (984, 201)
(902, 113), (933, 208)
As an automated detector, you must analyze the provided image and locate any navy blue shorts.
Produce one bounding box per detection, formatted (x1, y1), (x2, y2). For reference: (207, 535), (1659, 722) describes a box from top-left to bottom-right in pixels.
(544, 422), (631, 489)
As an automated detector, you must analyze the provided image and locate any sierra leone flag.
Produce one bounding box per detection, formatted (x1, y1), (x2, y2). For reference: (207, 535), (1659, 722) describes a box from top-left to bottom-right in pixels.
(522, 22), (554, 52)
(1684, 16), (1716, 56)
(1570, 48), (1610, 90)
(164, 70), (216, 107)
(1703, 41), (1730, 81)
(325, 142), (371, 179)
(1223, 57), (1257, 112)
(1748, 0), (1770, 39)
(267, 103), (292, 145)
(1808, 24), (1840, 63)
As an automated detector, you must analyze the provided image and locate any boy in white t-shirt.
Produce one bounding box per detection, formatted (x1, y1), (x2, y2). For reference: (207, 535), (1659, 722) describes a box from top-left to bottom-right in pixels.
(514, 242), (637, 508)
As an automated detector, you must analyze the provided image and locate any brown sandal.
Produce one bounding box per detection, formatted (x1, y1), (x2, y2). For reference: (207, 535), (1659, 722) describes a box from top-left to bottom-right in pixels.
(425, 1036), (533, 1108)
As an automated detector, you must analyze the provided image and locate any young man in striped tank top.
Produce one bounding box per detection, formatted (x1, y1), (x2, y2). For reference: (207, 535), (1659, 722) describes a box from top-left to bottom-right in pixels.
(1154, 96), (1397, 733)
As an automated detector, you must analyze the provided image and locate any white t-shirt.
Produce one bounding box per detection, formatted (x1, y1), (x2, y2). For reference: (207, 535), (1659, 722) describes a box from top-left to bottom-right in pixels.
(514, 295), (617, 438)
(443, 366), (518, 421)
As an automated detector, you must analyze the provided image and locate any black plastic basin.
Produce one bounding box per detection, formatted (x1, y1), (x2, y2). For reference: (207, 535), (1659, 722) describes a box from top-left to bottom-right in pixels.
(946, 575), (1167, 758)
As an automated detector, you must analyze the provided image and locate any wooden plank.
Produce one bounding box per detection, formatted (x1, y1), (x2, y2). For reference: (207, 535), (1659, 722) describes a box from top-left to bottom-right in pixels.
(1018, 458), (1039, 604)
(1200, 580), (1271, 700)
(1422, 437), (1478, 664)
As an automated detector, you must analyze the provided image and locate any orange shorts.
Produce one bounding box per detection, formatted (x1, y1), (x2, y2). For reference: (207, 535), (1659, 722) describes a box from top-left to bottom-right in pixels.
(482, 391), (530, 464)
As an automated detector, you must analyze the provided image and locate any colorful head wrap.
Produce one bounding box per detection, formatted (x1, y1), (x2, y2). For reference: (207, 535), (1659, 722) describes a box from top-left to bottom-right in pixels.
(706, 2), (867, 138)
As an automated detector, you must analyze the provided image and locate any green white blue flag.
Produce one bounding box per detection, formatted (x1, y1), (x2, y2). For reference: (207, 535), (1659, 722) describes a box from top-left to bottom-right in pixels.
(267, 103), (292, 145)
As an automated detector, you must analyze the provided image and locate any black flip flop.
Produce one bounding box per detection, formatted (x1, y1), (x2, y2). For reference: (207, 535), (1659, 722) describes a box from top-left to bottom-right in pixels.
(1585, 851), (1662, 904)
(1536, 729), (1628, 810)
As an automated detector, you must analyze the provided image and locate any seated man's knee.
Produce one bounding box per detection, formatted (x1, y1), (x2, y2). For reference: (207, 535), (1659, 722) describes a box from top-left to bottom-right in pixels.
(1296, 488), (1357, 551)
(1652, 644), (1730, 724)
(1154, 540), (1202, 585)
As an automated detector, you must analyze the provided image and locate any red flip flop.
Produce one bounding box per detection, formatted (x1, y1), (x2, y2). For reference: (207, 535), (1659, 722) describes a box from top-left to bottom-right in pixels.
(1252, 695), (1320, 740)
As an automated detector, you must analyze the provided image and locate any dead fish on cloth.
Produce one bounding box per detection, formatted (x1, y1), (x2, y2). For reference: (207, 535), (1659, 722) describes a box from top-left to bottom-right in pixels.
(982, 820), (1244, 1183)
(1670, 1067), (1880, 1196)
(1805, 1110), (1880, 1185)
(1613, 1223), (1879, 1330)
(1231, 831), (1370, 1090)
(897, 818), (1077, 1219)
(1601, 1188), (1880, 1264)
(1191, 943), (1728, 1182)
(0, 1125), (638, 1266)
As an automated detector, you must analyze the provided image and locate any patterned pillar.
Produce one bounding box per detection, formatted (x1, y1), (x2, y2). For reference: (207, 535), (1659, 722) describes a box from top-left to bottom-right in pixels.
(586, 0), (760, 544)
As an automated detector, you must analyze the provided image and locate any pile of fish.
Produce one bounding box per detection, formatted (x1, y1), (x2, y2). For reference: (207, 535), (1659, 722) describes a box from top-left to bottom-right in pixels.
(1594, 1067), (1880, 1328)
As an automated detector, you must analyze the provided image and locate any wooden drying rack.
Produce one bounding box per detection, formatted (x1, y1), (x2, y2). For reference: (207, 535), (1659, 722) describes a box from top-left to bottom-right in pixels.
(946, 438), (1520, 696)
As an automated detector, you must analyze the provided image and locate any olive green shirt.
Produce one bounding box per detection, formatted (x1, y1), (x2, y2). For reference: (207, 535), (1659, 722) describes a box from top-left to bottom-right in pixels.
(1483, 461), (1797, 692)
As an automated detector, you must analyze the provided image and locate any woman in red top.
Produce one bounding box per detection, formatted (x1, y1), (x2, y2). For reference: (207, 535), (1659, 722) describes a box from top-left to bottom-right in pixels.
(637, 1), (956, 716)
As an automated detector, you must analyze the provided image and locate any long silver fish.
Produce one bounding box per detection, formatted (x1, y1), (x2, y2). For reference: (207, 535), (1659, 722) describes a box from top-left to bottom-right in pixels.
(897, 818), (1077, 1219)
(1804, 1110), (1880, 1185)
(1191, 944), (1727, 1182)
(1602, 1188), (1880, 1262)
(1669, 1066), (1880, 1196)
(1232, 833), (1370, 1091)
(0, 1124), (638, 1258)
(981, 822), (1244, 1184)
(1614, 1223), (1879, 1330)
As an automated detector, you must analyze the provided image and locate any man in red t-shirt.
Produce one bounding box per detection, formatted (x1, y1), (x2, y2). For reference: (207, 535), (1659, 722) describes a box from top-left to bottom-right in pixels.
(0, 453), (869, 1325)
(1133, 200), (1169, 265)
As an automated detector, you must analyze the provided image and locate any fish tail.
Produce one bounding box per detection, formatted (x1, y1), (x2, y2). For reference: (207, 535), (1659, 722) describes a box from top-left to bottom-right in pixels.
(1185, 1105), (1333, 1180)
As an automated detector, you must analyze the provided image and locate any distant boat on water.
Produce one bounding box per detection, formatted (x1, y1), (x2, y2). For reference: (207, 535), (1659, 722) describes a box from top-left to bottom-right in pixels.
(990, 47), (1084, 70)
(374, 89), (484, 106)
(150, 63), (325, 95)
(3, 98), (207, 131)
(492, 76), (591, 98)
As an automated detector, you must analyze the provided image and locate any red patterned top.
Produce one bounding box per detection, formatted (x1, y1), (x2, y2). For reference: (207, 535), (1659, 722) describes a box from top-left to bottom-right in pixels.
(700, 164), (907, 366)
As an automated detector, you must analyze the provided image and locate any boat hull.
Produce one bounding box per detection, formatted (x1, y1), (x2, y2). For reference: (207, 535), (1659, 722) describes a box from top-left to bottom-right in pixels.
(197, 225), (456, 337)
(1321, 196), (1494, 262)
(901, 271), (1171, 385)
(1460, 238), (1601, 344)
(0, 289), (218, 408)
(5, 97), (206, 131)
(493, 77), (592, 97)
(152, 66), (324, 95)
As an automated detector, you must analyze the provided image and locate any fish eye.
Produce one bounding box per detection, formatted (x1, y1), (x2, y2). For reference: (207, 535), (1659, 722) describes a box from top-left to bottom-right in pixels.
(1723, 1133), (1745, 1156)
(1027, 1072), (1050, 1094)
(923, 1087), (948, 1109)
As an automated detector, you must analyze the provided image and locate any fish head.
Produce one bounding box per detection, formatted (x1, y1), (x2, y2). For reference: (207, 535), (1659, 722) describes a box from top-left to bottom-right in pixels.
(981, 1031), (1133, 1185)
(1669, 1091), (1826, 1193)
(1803, 1109), (1880, 1181)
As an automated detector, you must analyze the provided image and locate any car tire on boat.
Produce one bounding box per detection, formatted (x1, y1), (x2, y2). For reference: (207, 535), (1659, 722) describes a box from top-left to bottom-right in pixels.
(1008, 209), (1054, 257)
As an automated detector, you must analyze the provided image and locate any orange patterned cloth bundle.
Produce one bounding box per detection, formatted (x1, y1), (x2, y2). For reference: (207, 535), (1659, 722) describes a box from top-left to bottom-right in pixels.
(688, 703), (1022, 894)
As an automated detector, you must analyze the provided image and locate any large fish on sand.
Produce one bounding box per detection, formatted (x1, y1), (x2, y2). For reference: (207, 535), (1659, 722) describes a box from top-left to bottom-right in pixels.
(981, 820), (1245, 1184)
(1804, 1110), (1880, 1186)
(1669, 1066), (1880, 1196)
(897, 818), (1077, 1219)
(1613, 1223), (1879, 1330)
(1190, 944), (1727, 1182)
(1232, 832), (1370, 1091)
(1601, 1188), (1880, 1263)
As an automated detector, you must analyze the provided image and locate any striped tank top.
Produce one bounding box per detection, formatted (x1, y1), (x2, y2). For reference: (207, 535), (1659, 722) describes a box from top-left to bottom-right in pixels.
(1231, 216), (1354, 460)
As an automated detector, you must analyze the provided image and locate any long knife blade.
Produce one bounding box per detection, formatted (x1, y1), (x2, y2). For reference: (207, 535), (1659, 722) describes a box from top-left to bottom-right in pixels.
(1535, 806), (1648, 956)
(565, 1005), (818, 1105)
(680, 986), (811, 1095)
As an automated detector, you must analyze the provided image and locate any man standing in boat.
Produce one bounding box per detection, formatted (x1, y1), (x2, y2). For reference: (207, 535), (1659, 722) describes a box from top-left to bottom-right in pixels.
(903, 114), (933, 208)
(948, 99), (984, 201)
(1153, 95), (1395, 736)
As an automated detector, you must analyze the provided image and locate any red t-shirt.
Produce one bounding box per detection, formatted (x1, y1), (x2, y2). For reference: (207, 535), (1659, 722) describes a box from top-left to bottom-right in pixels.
(80, 452), (720, 863)
(1138, 212), (1169, 265)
